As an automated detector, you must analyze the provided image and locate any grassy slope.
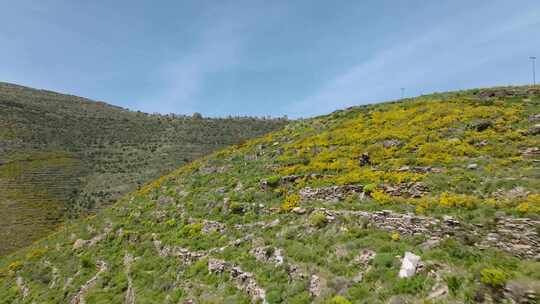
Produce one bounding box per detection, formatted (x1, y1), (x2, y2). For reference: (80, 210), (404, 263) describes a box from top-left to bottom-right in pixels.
(0, 86), (539, 303)
(0, 82), (286, 255)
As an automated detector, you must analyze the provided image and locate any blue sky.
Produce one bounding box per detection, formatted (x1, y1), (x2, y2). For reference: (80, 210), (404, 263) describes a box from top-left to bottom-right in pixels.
(1, 1), (539, 118)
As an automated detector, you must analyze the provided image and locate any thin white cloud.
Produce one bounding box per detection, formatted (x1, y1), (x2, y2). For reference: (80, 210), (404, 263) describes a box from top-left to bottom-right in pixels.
(292, 3), (540, 118)
(140, 1), (287, 115)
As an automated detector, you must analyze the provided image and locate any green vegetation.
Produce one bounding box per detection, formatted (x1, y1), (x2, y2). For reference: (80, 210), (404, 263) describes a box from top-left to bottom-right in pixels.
(0, 85), (538, 303)
(0, 82), (286, 254)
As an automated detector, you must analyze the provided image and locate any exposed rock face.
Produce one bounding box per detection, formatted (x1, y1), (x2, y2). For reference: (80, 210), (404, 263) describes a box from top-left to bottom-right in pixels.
(479, 217), (540, 260)
(529, 113), (540, 122)
(281, 174), (322, 184)
(157, 195), (174, 205)
(292, 207), (307, 214)
(353, 249), (376, 266)
(151, 234), (206, 262)
(528, 124), (540, 135)
(309, 208), (540, 259)
(208, 258), (226, 273)
(124, 253), (136, 304)
(250, 246), (284, 266)
(72, 225), (112, 250)
(260, 174), (323, 189)
(503, 280), (539, 303)
(381, 182), (429, 198)
(72, 239), (86, 250)
(208, 258), (267, 303)
(309, 275), (325, 297)
(467, 163), (478, 170)
(287, 264), (307, 281)
(299, 185), (364, 202)
(71, 261), (108, 304)
(399, 252), (421, 278)
(397, 166), (443, 173)
(522, 147), (540, 157)
(199, 219), (225, 234)
(382, 139), (403, 148)
(493, 187), (531, 200)
(16, 276), (30, 299)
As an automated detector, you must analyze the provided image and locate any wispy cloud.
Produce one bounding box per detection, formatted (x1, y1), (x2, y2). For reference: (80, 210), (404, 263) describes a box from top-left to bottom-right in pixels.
(292, 3), (540, 118)
(139, 1), (286, 115)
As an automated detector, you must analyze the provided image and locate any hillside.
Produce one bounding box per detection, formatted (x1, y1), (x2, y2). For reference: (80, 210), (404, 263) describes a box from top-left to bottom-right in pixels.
(0, 82), (287, 255)
(1, 86), (539, 303)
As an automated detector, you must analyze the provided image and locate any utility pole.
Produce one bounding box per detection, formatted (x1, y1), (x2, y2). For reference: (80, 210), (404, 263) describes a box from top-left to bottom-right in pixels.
(530, 56), (537, 85)
(400, 88), (405, 99)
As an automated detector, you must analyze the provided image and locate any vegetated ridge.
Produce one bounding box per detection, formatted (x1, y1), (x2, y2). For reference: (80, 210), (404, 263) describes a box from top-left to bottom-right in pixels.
(1, 85), (539, 303)
(0, 82), (287, 255)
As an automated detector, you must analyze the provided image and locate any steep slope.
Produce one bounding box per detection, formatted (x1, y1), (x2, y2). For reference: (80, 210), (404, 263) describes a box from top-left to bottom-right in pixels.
(1, 86), (539, 303)
(0, 82), (287, 254)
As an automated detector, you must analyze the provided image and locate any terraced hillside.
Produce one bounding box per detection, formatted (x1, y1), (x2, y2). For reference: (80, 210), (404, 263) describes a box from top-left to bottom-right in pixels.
(0, 82), (287, 255)
(1, 86), (539, 303)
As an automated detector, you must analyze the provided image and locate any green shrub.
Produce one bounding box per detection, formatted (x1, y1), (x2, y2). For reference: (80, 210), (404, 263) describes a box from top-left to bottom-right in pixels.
(392, 275), (429, 294)
(266, 288), (283, 304)
(309, 211), (328, 228)
(180, 223), (203, 238)
(266, 176), (281, 187)
(480, 268), (508, 288)
(326, 295), (352, 304)
(363, 183), (377, 194)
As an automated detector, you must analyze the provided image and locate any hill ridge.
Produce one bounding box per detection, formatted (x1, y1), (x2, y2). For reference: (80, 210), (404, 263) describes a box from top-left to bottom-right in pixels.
(1, 85), (539, 303)
(0, 82), (287, 254)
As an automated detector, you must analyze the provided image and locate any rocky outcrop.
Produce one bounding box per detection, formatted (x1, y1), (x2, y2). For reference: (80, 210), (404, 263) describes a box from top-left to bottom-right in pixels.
(381, 182), (429, 198)
(151, 234), (206, 262)
(382, 139), (404, 148)
(529, 113), (540, 122)
(201, 220), (226, 234)
(353, 249), (376, 266)
(309, 275), (325, 297)
(479, 217), (540, 260)
(299, 185), (364, 202)
(399, 252), (421, 278)
(72, 225), (112, 250)
(124, 253), (136, 304)
(16, 276), (30, 300)
(522, 147), (540, 157)
(250, 246), (284, 267)
(70, 260), (108, 304)
(208, 258), (267, 303)
(307, 208), (540, 259)
(493, 187), (530, 200)
(260, 174), (322, 190)
(527, 124), (540, 135)
(397, 166), (444, 173)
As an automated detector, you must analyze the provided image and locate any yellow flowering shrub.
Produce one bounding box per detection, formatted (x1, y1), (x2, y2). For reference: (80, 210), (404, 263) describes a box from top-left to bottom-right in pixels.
(281, 194), (301, 212)
(516, 194), (540, 214)
(439, 192), (478, 209)
(371, 190), (392, 204)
